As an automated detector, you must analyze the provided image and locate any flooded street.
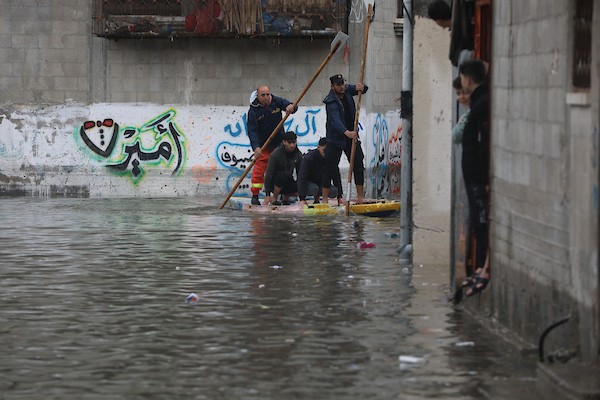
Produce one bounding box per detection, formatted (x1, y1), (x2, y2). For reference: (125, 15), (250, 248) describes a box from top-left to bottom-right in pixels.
(0, 197), (538, 400)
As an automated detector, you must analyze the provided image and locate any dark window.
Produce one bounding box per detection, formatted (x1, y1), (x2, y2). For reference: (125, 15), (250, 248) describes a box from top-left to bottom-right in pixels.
(572, 0), (592, 89)
(92, 0), (348, 39)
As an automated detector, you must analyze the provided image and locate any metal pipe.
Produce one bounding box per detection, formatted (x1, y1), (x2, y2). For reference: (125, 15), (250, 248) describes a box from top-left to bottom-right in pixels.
(398, 0), (413, 260)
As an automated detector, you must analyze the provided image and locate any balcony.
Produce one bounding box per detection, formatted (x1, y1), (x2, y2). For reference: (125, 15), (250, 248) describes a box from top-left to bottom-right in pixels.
(92, 0), (348, 39)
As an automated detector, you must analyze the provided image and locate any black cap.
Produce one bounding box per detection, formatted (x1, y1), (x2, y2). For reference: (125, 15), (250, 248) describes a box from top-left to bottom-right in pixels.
(330, 74), (345, 85)
(282, 131), (297, 142)
(318, 137), (327, 146)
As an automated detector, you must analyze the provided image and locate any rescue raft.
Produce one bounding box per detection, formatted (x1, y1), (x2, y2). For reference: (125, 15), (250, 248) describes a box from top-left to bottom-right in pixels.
(226, 197), (400, 217)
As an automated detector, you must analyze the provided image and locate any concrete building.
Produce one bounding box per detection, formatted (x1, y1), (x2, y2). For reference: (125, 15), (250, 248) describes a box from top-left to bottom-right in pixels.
(461, 0), (600, 395)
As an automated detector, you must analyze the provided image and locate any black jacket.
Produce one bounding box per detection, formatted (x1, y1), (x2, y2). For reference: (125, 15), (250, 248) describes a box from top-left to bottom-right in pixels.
(297, 148), (325, 200)
(461, 84), (490, 186)
(323, 84), (368, 149)
(247, 95), (296, 151)
(263, 144), (302, 194)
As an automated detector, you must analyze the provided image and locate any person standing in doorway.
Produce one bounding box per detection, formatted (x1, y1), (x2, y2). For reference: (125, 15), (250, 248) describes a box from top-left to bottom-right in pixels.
(322, 74), (368, 205)
(247, 85), (297, 205)
(452, 76), (471, 145)
(459, 60), (490, 296)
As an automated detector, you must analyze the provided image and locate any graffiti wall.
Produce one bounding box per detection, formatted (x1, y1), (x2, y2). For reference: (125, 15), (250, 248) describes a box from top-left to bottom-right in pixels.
(0, 104), (401, 198)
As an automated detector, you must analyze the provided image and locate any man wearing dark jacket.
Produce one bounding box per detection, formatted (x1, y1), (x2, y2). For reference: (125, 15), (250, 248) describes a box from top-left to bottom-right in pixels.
(298, 137), (338, 204)
(459, 59), (490, 296)
(247, 85), (297, 205)
(322, 74), (368, 205)
(263, 131), (302, 206)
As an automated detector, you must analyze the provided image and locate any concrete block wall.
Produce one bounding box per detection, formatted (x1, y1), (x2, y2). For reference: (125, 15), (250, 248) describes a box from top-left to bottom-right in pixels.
(0, 0), (405, 108)
(412, 16), (452, 265)
(482, 0), (599, 361)
(356, 0), (403, 114)
(98, 38), (348, 107)
(0, 0), (90, 104)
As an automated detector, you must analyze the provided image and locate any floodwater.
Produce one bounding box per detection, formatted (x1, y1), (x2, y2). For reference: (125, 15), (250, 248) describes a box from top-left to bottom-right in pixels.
(0, 197), (538, 400)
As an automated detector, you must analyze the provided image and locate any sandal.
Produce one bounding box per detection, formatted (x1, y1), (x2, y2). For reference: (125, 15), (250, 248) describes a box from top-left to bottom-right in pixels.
(461, 272), (480, 288)
(466, 276), (490, 297)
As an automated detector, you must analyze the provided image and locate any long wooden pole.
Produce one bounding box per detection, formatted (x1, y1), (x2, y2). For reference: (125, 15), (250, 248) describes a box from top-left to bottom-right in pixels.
(345, 4), (374, 216)
(219, 39), (344, 209)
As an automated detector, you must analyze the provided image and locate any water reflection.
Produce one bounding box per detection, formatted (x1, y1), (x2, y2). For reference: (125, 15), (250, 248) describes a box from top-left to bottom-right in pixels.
(0, 197), (535, 399)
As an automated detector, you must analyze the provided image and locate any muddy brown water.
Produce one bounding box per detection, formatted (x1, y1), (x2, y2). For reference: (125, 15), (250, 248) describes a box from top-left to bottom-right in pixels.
(0, 197), (537, 399)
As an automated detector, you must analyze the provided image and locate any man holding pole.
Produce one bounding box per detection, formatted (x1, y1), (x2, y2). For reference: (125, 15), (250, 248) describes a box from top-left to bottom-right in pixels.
(247, 85), (297, 205)
(322, 74), (368, 205)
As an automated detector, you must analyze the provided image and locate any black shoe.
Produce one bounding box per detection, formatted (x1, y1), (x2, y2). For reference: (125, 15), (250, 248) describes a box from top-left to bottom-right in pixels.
(313, 200), (320, 204)
(272, 200), (282, 206)
(251, 195), (261, 205)
(281, 200), (290, 205)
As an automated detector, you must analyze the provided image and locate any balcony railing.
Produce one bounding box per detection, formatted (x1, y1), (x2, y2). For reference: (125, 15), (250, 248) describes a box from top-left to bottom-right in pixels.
(92, 0), (347, 39)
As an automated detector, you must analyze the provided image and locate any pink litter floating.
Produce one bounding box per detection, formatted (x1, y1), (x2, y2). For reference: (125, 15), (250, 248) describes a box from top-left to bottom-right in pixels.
(357, 241), (376, 249)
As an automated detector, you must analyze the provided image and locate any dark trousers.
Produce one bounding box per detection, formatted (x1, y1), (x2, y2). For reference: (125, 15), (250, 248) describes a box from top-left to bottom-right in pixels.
(273, 171), (298, 195)
(465, 183), (489, 270)
(306, 181), (339, 198)
(323, 140), (365, 196)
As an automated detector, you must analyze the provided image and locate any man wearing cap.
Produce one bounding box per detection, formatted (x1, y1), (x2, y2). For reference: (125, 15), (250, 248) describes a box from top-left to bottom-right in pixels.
(247, 85), (298, 205)
(298, 137), (338, 205)
(262, 131), (303, 206)
(322, 74), (368, 204)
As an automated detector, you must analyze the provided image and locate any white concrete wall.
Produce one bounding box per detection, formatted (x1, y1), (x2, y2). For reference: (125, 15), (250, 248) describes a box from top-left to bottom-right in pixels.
(412, 16), (452, 265)
(0, 104), (401, 199)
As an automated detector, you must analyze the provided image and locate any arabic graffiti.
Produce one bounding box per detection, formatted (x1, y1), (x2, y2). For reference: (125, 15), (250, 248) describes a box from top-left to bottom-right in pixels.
(366, 113), (402, 198)
(224, 113), (246, 137)
(286, 109), (321, 137)
(222, 108), (322, 139)
(389, 125), (402, 195)
(77, 109), (186, 184)
(349, 0), (365, 23)
(217, 142), (254, 169)
(369, 114), (389, 198)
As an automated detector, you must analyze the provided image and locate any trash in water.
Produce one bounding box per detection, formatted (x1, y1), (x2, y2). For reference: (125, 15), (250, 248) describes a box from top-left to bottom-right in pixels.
(186, 293), (199, 303)
(270, 265), (283, 269)
(357, 241), (376, 249)
(258, 284), (266, 289)
(398, 355), (426, 370)
(398, 355), (424, 364)
(386, 232), (400, 238)
(455, 341), (475, 347)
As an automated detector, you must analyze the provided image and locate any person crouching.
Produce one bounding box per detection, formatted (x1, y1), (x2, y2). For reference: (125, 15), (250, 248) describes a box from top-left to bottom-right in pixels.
(263, 131), (302, 206)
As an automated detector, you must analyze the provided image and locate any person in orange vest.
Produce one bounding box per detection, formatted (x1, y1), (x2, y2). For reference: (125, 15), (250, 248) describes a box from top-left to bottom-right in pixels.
(247, 85), (297, 205)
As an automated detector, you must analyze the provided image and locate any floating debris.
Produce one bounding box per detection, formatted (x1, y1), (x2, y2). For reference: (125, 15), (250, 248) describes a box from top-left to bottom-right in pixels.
(455, 341), (475, 347)
(357, 241), (376, 249)
(185, 293), (199, 303)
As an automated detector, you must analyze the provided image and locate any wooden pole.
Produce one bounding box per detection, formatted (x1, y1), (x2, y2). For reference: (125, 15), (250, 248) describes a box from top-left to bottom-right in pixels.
(219, 38), (345, 209)
(345, 3), (373, 216)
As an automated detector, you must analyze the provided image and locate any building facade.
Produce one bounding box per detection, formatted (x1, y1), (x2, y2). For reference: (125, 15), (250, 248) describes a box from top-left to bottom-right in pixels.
(0, 0), (405, 200)
(469, 0), (599, 369)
